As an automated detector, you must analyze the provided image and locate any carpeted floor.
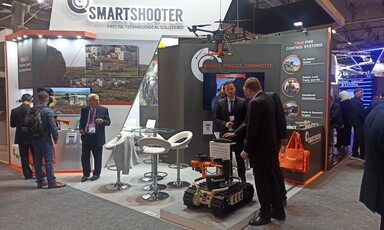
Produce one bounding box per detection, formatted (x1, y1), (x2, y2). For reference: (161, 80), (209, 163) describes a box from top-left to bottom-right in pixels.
(245, 157), (381, 230)
(1, 157), (381, 230)
(0, 163), (185, 230)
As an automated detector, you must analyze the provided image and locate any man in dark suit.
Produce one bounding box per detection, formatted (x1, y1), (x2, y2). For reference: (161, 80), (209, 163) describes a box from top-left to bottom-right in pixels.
(359, 103), (384, 230)
(10, 94), (35, 180)
(266, 92), (288, 206)
(366, 89), (384, 115)
(80, 93), (111, 182)
(240, 77), (285, 226)
(350, 88), (365, 160)
(214, 81), (248, 182)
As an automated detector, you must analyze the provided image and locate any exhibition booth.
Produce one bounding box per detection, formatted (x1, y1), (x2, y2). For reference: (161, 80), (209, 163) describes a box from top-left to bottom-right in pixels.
(2, 0), (347, 229)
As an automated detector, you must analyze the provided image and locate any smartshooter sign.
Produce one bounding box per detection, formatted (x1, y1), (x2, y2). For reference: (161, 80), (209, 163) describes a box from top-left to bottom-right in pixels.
(51, 0), (232, 38)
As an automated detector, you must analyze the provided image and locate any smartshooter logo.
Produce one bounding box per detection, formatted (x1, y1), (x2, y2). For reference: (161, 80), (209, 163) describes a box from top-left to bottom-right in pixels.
(67, 0), (184, 23)
(67, 0), (89, 15)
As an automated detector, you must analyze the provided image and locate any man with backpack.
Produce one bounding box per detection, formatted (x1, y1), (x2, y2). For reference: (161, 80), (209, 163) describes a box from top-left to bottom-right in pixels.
(30, 91), (66, 189)
(10, 93), (35, 180)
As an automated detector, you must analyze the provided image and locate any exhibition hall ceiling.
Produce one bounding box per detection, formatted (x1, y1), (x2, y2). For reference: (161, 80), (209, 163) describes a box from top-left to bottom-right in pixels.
(0, 0), (383, 52)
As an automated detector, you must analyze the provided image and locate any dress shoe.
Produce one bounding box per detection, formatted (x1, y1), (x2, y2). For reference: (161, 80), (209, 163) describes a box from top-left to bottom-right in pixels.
(81, 176), (88, 182)
(90, 175), (100, 181)
(249, 216), (271, 226)
(48, 182), (66, 189)
(271, 212), (286, 221)
(37, 181), (48, 188)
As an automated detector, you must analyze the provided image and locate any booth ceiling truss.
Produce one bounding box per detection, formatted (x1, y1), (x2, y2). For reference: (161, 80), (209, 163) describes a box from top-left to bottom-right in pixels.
(0, 0), (384, 52)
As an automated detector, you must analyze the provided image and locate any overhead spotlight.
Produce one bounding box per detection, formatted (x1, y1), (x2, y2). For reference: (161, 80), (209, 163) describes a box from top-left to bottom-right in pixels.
(347, 41), (352, 45)
(293, 21), (307, 33)
(293, 21), (303, 27)
(17, 37), (22, 40)
(58, 35), (63, 38)
(76, 36), (82, 39)
(38, 35), (43, 38)
(332, 29), (336, 34)
(2, 3), (12, 7)
(37, 0), (44, 3)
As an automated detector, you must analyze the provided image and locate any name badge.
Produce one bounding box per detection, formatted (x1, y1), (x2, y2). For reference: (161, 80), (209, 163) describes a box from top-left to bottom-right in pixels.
(229, 116), (235, 121)
(88, 124), (96, 134)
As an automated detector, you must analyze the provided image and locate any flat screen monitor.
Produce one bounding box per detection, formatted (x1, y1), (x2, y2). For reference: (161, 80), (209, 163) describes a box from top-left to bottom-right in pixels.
(38, 87), (92, 115)
(203, 72), (265, 109)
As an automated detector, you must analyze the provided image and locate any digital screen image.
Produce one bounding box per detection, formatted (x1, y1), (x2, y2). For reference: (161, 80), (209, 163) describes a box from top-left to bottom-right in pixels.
(203, 72), (265, 109)
(39, 87), (91, 115)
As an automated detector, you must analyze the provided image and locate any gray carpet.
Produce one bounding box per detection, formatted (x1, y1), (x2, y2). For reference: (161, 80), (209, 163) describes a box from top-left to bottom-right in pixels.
(0, 163), (185, 230)
(246, 158), (381, 230)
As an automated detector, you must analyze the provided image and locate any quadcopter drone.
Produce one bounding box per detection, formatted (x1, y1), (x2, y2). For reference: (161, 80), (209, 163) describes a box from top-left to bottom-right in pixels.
(187, 22), (247, 58)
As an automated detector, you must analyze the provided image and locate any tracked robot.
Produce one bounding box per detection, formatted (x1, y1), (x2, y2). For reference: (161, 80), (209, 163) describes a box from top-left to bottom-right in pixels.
(183, 154), (254, 217)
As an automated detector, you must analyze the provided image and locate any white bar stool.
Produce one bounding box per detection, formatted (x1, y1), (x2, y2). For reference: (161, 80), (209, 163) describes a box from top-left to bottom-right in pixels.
(166, 131), (193, 188)
(138, 137), (172, 201)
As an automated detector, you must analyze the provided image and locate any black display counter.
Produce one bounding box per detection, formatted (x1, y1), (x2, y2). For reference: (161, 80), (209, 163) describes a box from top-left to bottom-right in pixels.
(282, 125), (325, 184)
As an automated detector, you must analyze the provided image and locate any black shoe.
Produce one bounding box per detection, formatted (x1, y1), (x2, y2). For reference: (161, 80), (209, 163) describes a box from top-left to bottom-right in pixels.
(90, 175), (100, 181)
(271, 212), (286, 221)
(249, 216), (271, 226)
(81, 176), (88, 182)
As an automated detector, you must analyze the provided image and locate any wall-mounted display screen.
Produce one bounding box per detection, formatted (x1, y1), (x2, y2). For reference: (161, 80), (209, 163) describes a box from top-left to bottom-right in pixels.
(203, 72), (265, 109)
(38, 87), (91, 115)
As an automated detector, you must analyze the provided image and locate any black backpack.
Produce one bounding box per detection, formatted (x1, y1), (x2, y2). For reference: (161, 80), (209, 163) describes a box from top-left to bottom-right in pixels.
(20, 107), (45, 139)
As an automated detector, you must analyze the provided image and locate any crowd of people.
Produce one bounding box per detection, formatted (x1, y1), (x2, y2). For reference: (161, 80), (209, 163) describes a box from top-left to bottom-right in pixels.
(10, 92), (110, 188)
(331, 88), (384, 161)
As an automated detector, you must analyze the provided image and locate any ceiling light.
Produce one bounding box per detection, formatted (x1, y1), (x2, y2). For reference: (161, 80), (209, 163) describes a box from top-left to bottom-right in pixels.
(17, 37), (22, 40)
(58, 35), (62, 38)
(77, 36), (82, 39)
(293, 21), (303, 27)
(38, 35), (43, 38)
(332, 29), (336, 34)
(37, 0), (44, 3)
(23, 35), (27, 38)
(348, 42), (352, 45)
(2, 3), (12, 7)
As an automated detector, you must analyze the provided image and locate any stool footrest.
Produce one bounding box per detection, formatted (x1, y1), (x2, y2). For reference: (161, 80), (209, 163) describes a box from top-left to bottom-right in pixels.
(168, 163), (188, 169)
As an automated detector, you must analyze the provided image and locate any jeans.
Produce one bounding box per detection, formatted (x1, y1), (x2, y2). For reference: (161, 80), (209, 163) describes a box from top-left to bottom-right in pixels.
(32, 137), (56, 185)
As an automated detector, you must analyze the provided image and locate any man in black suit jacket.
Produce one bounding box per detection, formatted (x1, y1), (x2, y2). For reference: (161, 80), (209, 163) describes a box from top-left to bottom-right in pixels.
(366, 89), (384, 115)
(241, 78), (285, 226)
(10, 94), (35, 179)
(360, 103), (384, 230)
(80, 94), (111, 182)
(214, 81), (248, 182)
(350, 88), (366, 160)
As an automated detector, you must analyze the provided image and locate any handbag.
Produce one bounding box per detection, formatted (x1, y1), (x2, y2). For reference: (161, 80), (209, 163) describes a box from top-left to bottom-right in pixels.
(279, 131), (310, 173)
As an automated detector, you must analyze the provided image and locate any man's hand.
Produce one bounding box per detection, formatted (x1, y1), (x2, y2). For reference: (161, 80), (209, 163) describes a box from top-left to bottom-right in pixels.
(240, 151), (248, 159)
(95, 118), (103, 124)
(225, 121), (234, 128)
(79, 129), (85, 135)
(223, 132), (236, 139)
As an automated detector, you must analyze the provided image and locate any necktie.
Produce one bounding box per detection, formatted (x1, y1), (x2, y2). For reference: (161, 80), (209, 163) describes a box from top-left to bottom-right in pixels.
(229, 100), (234, 113)
(87, 108), (95, 132)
